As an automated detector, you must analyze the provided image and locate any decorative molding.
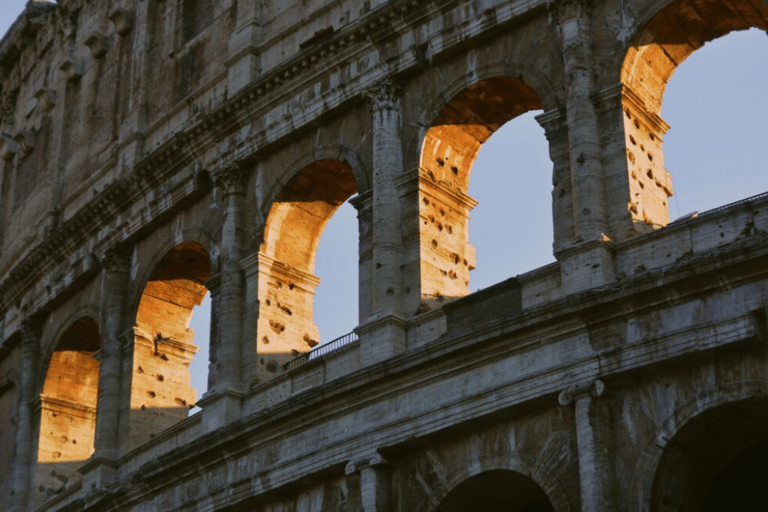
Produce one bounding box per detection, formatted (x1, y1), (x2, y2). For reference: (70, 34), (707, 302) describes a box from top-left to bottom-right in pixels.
(0, 135), (18, 161)
(212, 160), (249, 196)
(99, 248), (133, 274)
(34, 87), (57, 113)
(365, 78), (402, 112)
(13, 130), (35, 156)
(558, 379), (605, 405)
(547, 0), (594, 23)
(59, 57), (85, 83)
(108, 8), (134, 37)
(84, 31), (110, 59)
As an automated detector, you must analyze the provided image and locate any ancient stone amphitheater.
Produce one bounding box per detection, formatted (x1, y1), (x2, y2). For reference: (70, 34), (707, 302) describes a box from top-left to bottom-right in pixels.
(1, 0), (767, 510)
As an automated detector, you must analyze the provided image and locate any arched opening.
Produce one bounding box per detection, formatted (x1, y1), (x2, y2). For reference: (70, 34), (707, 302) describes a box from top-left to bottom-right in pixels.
(258, 159), (358, 376)
(651, 397), (768, 511)
(662, 28), (768, 217)
(620, 0), (768, 235)
(187, 292), (210, 414)
(129, 241), (210, 449)
(313, 200), (359, 344)
(437, 470), (554, 512)
(418, 76), (545, 302)
(35, 316), (100, 499)
(467, 110), (554, 291)
(702, 439), (768, 510)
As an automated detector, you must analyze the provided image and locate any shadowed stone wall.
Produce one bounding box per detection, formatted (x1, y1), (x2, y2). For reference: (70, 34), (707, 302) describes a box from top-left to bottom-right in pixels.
(0, 0), (767, 510)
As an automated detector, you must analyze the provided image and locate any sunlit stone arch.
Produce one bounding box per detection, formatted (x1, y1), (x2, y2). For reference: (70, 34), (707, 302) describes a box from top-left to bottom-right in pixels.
(612, 0), (768, 236)
(35, 305), (102, 393)
(33, 313), (101, 506)
(404, 61), (561, 173)
(129, 228), (219, 313)
(257, 144), (369, 228)
(126, 238), (213, 450)
(407, 64), (554, 302)
(255, 155), (361, 380)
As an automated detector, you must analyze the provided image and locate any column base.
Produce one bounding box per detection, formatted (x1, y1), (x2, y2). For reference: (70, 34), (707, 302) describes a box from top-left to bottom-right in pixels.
(198, 389), (244, 433)
(357, 314), (407, 366)
(79, 457), (118, 496)
(557, 239), (616, 295)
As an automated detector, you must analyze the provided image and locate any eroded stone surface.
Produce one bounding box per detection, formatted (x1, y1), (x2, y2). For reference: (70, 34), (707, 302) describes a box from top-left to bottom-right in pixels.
(0, 0), (767, 510)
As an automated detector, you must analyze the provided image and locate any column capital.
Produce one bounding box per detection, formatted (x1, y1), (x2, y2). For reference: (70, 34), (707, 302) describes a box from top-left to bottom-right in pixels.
(365, 77), (402, 112)
(547, 0), (593, 23)
(20, 317), (44, 345)
(558, 379), (605, 405)
(345, 453), (391, 475)
(212, 160), (249, 196)
(99, 247), (133, 274)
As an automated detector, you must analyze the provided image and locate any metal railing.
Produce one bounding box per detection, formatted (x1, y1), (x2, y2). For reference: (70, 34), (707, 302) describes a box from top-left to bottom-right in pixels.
(283, 330), (359, 371)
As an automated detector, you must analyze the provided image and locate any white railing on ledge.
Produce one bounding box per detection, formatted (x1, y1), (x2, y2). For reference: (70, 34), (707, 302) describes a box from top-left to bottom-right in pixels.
(283, 330), (359, 371)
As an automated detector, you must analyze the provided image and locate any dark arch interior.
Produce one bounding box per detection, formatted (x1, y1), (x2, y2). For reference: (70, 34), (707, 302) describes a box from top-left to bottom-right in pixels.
(652, 398), (768, 511)
(702, 440), (768, 511)
(437, 470), (554, 512)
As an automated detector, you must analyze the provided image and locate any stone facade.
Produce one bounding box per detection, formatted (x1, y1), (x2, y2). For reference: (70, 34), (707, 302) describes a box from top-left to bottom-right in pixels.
(0, 0), (767, 510)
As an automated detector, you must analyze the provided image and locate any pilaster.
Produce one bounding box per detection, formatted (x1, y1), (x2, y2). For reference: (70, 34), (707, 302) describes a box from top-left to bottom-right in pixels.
(559, 379), (616, 512)
(226, 0), (263, 94)
(197, 162), (249, 430)
(83, 248), (132, 491)
(359, 77), (408, 365)
(551, 0), (608, 244)
(345, 453), (392, 512)
(9, 318), (43, 512)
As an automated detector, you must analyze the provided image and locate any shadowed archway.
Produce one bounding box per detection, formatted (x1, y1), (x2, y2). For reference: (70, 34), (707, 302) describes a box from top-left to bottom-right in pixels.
(436, 470), (554, 512)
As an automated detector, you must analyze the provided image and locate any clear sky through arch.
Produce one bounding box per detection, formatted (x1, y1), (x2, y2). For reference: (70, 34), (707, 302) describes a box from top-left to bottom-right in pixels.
(1, 4), (766, 403)
(661, 27), (768, 218)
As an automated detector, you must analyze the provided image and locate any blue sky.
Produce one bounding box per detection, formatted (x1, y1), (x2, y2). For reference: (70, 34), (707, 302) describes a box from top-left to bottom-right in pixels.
(1, 4), (766, 402)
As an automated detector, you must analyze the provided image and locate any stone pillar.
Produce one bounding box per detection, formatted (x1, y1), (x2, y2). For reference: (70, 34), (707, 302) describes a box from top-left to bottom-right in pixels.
(203, 275), (221, 392)
(366, 79), (405, 318)
(358, 79), (407, 365)
(559, 379), (615, 512)
(10, 318), (42, 512)
(346, 454), (392, 512)
(239, 255), (260, 387)
(81, 249), (132, 490)
(350, 192), (374, 324)
(227, 0), (262, 94)
(199, 161), (247, 431)
(554, 0), (607, 243)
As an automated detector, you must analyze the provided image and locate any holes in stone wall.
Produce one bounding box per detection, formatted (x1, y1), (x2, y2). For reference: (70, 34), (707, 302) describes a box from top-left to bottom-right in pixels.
(661, 28), (768, 216)
(133, 242), (210, 441)
(419, 77), (552, 302)
(260, 159), (358, 374)
(36, 317), (100, 501)
(622, 0), (768, 230)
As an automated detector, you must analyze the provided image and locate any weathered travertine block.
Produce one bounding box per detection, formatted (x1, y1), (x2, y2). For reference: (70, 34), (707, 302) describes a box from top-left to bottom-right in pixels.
(0, 0), (767, 510)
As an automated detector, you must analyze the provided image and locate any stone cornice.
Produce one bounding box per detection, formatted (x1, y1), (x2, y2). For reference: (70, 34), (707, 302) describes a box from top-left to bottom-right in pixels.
(0, 0), (549, 335)
(0, 165), (211, 319)
(67, 234), (768, 511)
